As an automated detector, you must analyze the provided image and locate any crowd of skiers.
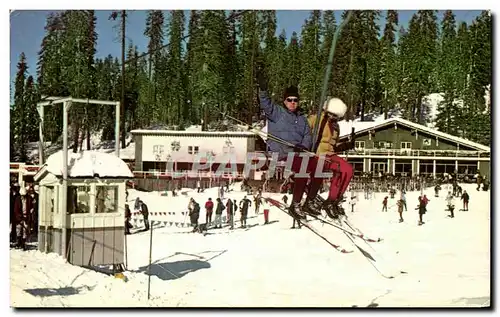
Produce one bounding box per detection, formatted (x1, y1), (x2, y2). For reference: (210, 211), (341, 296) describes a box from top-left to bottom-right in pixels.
(187, 188), (272, 234)
(10, 182), (39, 250)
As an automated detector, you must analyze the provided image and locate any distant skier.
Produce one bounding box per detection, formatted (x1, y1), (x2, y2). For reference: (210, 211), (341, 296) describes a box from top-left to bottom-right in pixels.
(214, 198), (224, 229)
(239, 196), (251, 228)
(189, 198), (200, 232)
(205, 198), (214, 226)
(389, 187), (396, 199)
(125, 204), (132, 234)
(254, 192), (262, 215)
(139, 200), (150, 231)
(226, 198), (234, 229)
(483, 177), (489, 191)
(417, 196), (426, 226)
(446, 192), (455, 218)
(434, 184), (441, 197)
(262, 200), (270, 225)
(422, 195), (430, 212)
(397, 199), (404, 222)
(349, 193), (356, 213)
(461, 190), (470, 211)
(476, 173), (483, 191)
(382, 196), (388, 212)
(400, 190), (407, 211)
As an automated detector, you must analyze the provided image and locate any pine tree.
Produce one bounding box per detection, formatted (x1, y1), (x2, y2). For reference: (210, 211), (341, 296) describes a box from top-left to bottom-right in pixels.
(299, 10), (322, 112)
(435, 10), (459, 134)
(185, 10), (202, 124)
(144, 10), (165, 122)
(380, 10), (398, 119)
(320, 10), (336, 98)
(37, 12), (66, 143)
(165, 10), (186, 125)
(285, 31), (301, 87)
(12, 53), (28, 161)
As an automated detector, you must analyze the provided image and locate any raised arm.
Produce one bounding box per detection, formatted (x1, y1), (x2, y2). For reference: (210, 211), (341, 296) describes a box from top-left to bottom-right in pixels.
(258, 89), (283, 123)
(256, 67), (283, 123)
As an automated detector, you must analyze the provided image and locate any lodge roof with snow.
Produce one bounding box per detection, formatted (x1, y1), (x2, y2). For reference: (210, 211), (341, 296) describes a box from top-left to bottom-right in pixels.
(130, 129), (257, 137)
(338, 117), (490, 152)
(34, 150), (134, 181)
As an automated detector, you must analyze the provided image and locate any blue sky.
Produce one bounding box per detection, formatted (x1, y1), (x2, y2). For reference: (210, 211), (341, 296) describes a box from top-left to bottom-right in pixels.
(10, 10), (481, 87)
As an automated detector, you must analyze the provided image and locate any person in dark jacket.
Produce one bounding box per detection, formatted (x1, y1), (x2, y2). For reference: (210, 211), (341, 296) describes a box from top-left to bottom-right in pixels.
(461, 190), (470, 211)
(140, 200), (150, 231)
(10, 184), (19, 244)
(125, 204), (132, 234)
(257, 69), (312, 220)
(239, 196), (252, 228)
(214, 198), (225, 229)
(226, 199), (234, 229)
(417, 196), (426, 226)
(189, 198), (200, 232)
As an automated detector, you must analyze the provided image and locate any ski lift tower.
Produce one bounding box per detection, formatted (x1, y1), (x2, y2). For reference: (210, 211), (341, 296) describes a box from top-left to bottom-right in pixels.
(36, 97), (121, 260)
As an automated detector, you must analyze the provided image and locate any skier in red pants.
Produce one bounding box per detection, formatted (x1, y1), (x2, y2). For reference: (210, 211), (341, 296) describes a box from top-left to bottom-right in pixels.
(300, 98), (356, 219)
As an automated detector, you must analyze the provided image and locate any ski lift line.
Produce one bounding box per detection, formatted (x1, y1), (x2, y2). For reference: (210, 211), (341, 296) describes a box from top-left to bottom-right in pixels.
(121, 10), (249, 67)
(311, 10), (353, 153)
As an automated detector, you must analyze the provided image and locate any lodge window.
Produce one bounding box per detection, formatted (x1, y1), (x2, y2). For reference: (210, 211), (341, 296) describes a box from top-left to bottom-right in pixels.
(401, 142), (412, 149)
(355, 141), (365, 149)
(384, 142), (393, 149)
(188, 146), (199, 155)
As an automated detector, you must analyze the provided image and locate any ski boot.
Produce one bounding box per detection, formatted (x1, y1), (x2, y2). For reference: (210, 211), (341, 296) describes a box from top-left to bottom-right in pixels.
(302, 196), (323, 216)
(323, 198), (346, 220)
(288, 202), (307, 220)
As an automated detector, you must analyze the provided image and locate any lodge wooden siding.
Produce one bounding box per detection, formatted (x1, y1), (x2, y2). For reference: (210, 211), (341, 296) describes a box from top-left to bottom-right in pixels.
(349, 124), (478, 151)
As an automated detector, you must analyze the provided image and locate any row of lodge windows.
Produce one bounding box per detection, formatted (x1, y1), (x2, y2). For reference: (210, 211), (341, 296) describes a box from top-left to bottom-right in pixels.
(354, 141), (413, 150)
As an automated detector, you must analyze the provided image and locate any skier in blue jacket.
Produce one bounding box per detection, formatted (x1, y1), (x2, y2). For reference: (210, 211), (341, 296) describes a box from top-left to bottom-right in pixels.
(257, 69), (313, 219)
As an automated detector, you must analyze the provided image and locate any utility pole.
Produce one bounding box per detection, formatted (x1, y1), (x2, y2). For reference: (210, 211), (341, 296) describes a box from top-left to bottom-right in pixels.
(120, 10), (126, 149)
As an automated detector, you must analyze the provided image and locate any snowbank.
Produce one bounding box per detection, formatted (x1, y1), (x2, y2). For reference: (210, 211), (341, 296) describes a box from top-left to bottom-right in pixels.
(10, 183), (490, 307)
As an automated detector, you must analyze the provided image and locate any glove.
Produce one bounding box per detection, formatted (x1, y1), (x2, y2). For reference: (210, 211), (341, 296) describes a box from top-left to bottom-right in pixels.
(256, 67), (268, 91)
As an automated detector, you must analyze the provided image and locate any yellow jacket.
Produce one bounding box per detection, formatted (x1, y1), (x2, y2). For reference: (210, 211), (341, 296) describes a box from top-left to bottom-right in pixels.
(308, 113), (340, 155)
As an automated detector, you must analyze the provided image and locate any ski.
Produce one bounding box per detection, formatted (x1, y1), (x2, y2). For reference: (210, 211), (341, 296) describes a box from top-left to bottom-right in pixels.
(308, 214), (383, 243)
(263, 197), (353, 254)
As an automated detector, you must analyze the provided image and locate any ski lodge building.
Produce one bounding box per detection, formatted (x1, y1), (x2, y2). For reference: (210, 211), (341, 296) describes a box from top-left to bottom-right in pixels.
(130, 117), (490, 182)
(337, 117), (490, 179)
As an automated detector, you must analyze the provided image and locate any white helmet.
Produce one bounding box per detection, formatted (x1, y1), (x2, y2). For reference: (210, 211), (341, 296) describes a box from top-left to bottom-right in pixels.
(324, 98), (347, 118)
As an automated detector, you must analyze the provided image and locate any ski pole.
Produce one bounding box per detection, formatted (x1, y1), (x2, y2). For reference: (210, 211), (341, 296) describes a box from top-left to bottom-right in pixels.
(220, 110), (330, 162)
(312, 10), (353, 152)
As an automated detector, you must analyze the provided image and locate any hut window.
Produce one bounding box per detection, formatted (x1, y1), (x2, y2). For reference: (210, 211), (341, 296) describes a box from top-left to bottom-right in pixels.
(95, 186), (119, 213)
(45, 186), (55, 213)
(68, 185), (91, 214)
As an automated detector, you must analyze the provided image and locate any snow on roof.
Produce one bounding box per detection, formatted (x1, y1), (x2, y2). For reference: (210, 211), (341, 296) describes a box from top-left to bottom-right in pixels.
(45, 150), (134, 178)
(130, 129), (256, 137)
(344, 117), (490, 152)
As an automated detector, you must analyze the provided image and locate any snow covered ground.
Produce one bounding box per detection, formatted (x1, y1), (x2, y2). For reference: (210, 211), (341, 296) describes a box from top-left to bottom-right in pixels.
(10, 183), (491, 308)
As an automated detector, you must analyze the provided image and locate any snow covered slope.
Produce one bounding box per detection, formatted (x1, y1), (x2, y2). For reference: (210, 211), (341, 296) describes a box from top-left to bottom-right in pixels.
(10, 183), (491, 307)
